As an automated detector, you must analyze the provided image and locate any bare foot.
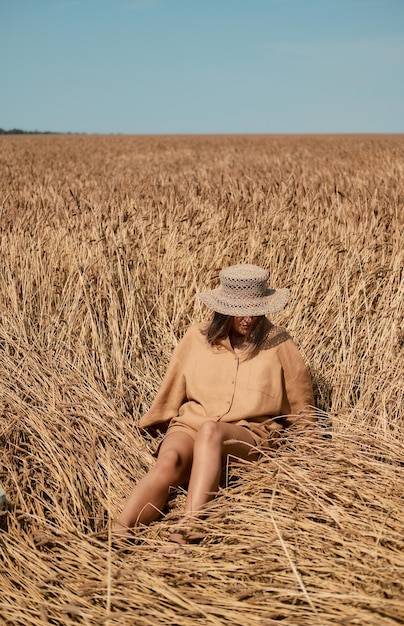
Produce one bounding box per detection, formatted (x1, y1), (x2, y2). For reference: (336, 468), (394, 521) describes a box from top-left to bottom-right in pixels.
(111, 521), (130, 540)
(101, 521), (138, 552)
(157, 527), (188, 556)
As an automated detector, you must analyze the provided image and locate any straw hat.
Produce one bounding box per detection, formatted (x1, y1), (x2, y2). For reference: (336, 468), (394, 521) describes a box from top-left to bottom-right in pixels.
(197, 264), (289, 316)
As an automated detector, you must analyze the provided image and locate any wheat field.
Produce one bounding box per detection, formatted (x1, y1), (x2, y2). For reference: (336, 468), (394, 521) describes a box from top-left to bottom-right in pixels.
(0, 134), (403, 625)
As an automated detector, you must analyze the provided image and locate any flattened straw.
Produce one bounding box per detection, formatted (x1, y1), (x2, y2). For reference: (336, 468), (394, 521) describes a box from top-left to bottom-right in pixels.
(268, 469), (321, 621)
(106, 446), (112, 624)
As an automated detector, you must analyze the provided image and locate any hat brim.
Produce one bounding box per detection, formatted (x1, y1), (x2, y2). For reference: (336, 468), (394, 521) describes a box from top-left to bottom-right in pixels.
(197, 287), (290, 316)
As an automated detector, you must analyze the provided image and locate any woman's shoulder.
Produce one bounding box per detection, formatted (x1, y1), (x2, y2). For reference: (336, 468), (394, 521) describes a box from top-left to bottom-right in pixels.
(260, 323), (292, 351)
(171, 322), (209, 362)
(266, 326), (309, 368)
(183, 321), (209, 335)
(178, 321), (209, 344)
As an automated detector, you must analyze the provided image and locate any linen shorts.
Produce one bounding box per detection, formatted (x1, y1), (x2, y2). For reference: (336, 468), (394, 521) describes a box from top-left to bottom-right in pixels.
(153, 417), (283, 457)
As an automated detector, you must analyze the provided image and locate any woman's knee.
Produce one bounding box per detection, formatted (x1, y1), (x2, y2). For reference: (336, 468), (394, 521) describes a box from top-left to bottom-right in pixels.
(154, 449), (182, 474)
(155, 448), (187, 480)
(194, 421), (223, 449)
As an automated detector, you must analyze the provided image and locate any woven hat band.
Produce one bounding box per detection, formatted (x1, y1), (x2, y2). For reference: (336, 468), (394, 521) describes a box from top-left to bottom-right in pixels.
(219, 266), (270, 298)
(221, 276), (268, 298)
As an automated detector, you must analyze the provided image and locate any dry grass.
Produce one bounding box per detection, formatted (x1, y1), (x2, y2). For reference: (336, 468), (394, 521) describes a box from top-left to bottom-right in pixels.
(0, 134), (403, 625)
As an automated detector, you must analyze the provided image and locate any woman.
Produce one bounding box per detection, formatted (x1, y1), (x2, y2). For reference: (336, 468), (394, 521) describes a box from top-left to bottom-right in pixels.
(113, 264), (315, 550)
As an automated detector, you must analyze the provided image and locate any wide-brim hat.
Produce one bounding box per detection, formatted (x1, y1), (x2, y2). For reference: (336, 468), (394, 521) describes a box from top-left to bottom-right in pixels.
(197, 264), (289, 316)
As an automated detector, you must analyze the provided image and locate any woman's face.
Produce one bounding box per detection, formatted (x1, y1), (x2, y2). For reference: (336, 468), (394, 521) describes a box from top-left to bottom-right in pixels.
(231, 316), (256, 336)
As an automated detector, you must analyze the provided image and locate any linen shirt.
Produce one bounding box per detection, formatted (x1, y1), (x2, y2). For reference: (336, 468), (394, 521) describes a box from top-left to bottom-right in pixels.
(139, 321), (315, 436)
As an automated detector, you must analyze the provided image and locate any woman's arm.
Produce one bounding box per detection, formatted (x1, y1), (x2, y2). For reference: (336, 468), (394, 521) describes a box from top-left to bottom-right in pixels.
(138, 325), (200, 429)
(278, 339), (316, 428)
(139, 353), (187, 429)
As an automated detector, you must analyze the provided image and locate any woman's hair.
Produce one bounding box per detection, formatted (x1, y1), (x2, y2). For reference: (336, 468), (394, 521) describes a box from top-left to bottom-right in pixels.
(202, 312), (268, 356)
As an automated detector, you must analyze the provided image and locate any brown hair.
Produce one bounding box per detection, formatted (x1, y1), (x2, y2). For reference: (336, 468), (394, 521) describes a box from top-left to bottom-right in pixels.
(202, 312), (269, 357)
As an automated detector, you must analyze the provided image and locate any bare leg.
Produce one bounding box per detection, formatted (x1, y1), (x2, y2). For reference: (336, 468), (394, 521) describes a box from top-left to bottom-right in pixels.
(113, 431), (194, 537)
(165, 422), (258, 549)
(185, 421), (258, 517)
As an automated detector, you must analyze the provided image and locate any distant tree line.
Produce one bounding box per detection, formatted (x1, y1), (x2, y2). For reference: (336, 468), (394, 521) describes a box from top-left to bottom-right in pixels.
(0, 128), (61, 135)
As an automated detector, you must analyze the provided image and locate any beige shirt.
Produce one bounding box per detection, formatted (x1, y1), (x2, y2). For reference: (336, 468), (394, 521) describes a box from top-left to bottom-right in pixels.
(139, 321), (315, 434)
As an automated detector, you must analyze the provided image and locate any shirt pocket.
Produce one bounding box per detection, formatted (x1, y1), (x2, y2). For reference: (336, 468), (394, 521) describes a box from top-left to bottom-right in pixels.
(246, 358), (281, 400)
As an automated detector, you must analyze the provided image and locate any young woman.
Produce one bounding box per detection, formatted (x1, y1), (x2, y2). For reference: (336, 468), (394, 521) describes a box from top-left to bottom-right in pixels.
(113, 264), (315, 551)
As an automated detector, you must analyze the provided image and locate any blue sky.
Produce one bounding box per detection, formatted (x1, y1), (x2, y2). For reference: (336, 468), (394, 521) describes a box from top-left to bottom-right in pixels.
(1, 0), (403, 134)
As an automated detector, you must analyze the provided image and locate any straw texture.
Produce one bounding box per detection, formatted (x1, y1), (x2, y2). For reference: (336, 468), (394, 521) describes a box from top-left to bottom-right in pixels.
(0, 134), (403, 625)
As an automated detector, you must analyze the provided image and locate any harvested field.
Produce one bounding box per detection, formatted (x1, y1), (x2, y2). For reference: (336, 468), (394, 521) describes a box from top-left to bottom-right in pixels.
(0, 134), (403, 625)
